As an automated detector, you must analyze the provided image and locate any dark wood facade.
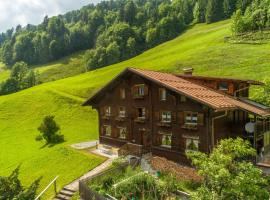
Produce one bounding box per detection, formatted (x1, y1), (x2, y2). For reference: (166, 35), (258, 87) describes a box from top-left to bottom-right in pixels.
(86, 68), (270, 164)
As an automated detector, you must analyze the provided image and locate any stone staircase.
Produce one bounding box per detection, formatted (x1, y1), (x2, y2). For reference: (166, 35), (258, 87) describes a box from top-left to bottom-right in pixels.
(54, 187), (76, 200)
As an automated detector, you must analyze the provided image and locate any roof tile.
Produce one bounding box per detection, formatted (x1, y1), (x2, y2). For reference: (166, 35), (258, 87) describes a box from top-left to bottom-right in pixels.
(130, 68), (270, 116)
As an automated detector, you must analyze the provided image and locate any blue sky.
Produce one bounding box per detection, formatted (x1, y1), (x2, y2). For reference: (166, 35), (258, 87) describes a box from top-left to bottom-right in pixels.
(0, 0), (100, 33)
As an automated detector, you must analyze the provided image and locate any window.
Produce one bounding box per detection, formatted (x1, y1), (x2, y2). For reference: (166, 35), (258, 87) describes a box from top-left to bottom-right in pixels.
(120, 89), (126, 99)
(180, 95), (186, 102)
(218, 82), (228, 91)
(158, 132), (172, 148)
(185, 112), (198, 125)
(105, 106), (111, 116)
(133, 84), (148, 98)
(159, 88), (167, 101)
(161, 111), (172, 123)
(137, 108), (146, 119)
(186, 138), (199, 151)
(119, 107), (126, 118)
(104, 125), (112, 136)
(118, 127), (127, 139)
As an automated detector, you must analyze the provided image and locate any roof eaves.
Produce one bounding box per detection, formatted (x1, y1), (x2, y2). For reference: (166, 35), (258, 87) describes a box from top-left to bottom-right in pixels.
(82, 67), (132, 106)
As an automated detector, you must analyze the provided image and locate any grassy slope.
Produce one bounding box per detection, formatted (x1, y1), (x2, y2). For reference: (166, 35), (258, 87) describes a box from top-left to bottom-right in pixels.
(0, 51), (86, 83)
(1, 20), (270, 198)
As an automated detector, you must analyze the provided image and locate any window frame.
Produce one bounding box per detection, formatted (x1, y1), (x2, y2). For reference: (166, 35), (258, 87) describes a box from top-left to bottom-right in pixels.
(133, 84), (146, 98)
(103, 125), (112, 136)
(218, 82), (229, 91)
(161, 111), (172, 123)
(118, 127), (127, 140)
(118, 106), (126, 118)
(137, 107), (146, 119)
(185, 112), (198, 125)
(159, 88), (167, 101)
(158, 132), (172, 148)
(105, 106), (111, 117)
(185, 138), (199, 151)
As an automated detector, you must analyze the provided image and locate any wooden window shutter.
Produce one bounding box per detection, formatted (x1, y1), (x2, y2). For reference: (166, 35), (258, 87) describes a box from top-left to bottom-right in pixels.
(112, 127), (117, 138)
(178, 111), (184, 124)
(172, 112), (176, 123)
(197, 113), (204, 125)
(155, 111), (160, 121)
(144, 85), (149, 96)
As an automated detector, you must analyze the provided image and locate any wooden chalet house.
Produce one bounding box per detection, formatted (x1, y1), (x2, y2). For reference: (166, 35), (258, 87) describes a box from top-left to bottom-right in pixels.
(84, 68), (270, 164)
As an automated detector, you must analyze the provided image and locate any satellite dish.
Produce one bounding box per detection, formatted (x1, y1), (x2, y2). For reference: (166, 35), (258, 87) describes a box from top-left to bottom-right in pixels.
(245, 122), (255, 133)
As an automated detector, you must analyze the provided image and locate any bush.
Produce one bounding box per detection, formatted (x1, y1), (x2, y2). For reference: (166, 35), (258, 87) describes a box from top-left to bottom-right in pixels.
(0, 167), (41, 199)
(37, 115), (64, 144)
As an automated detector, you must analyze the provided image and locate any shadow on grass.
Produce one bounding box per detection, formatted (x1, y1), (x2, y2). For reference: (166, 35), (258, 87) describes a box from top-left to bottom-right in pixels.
(39, 140), (65, 149)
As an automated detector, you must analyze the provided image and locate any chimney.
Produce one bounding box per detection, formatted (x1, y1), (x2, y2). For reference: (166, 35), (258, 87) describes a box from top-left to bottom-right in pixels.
(183, 68), (194, 76)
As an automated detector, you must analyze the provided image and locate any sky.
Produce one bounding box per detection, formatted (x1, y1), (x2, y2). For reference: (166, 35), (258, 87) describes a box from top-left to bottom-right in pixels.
(0, 0), (100, 33)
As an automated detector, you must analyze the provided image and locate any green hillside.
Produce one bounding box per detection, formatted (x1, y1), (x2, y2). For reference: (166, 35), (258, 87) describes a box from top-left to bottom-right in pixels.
(1, 20), (270, 199)
(0, 51), (86, 84)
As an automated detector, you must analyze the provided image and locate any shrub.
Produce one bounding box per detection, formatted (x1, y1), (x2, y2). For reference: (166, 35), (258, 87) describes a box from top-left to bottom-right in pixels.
(0, 167), (41, 200)
(37, 115), (64, 144)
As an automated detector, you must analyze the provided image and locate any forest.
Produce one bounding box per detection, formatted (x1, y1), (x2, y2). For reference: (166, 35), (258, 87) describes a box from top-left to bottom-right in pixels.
(0, 0), (258, 71)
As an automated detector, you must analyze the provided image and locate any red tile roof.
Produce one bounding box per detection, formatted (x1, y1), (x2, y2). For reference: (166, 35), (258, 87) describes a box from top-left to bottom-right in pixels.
(85, 68), (270, 117)
(130, 68), (270, 117)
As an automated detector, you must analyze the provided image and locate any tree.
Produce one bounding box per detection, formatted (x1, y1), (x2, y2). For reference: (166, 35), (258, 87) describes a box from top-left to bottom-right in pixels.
(106, 42), (120, 64)
(37, 115), (64, 144)
(252, 78), (270, 106)
(231, 9), (246, 34)
(0, 167), (40, 200)
(11, 62), (29, 83)
(124, 0), (136, 24)
(1, 41), (14, 67)
(205, 0), (224, 23)
(223, 0), (237, 18)
(146, 27), (159, 47)
(0, 78), (19, 95)
(187, 138), (269, 200)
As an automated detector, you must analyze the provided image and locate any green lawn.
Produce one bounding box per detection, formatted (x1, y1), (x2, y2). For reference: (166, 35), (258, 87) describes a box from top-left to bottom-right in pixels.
(1, 20), (270, 199)
(0, 51), (86, 83)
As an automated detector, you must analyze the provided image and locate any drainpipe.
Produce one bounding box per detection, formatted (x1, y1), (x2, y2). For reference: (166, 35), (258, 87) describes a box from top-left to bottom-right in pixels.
(234, 86), (250, 98)
(211, 111), (228, 151)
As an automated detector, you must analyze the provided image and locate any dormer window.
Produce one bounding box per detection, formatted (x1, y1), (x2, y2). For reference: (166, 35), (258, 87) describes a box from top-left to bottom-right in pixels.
(159, 88), (167, 101)
(218, 82), (228, 91)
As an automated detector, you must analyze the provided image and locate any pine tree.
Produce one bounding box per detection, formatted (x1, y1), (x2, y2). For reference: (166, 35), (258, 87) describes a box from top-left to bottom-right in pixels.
(205, 0), (224, 23)
(193, 0), (207, 23)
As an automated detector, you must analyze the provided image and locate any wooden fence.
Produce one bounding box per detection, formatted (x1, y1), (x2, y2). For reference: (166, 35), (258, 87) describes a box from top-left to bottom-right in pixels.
(79, 162), (129, 200)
